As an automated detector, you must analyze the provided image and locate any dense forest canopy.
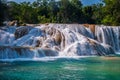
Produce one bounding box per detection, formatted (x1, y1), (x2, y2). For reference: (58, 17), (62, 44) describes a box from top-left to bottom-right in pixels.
(0, 0), (120, 26)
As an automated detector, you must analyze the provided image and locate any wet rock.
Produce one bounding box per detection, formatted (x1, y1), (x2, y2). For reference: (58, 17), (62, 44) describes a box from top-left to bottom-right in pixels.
(14, 26), (33, 39)
(7, 20), (18, 26)
(83, 24), (96, 34)
(0, 24), (118, 59)
(54, 30), (62, 45)
(41, 48), (58, 56)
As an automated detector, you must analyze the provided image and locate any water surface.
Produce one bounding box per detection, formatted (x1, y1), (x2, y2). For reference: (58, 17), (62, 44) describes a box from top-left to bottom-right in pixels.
(0, 57), (120, 80)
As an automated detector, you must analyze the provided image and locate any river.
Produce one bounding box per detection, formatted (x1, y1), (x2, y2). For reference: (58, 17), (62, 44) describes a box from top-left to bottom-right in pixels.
(0, 56), (120, 80)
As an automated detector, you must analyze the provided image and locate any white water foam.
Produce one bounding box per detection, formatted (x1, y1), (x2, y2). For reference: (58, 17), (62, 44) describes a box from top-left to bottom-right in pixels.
(116, 52), (120, 54)
(0, 56), (96, 62)
(0, 24), (119, 61)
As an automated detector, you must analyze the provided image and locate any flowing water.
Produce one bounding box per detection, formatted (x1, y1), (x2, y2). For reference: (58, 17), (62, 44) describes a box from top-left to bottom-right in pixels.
(0, 24), (119, 58)
(0, 24), (120, 80)
(0, 56), (120, 80)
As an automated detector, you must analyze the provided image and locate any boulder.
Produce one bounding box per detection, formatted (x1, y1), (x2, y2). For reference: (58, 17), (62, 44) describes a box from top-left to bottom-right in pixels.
(14, 26), (33, 39)
(8, 20), (18, 26)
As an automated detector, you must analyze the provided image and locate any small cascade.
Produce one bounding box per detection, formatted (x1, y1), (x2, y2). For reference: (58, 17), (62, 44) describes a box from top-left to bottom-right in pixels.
(33, 50), (40, 59)
(95, 26), (120, 51)
(0, 46), (58, 59)
(0, 29), (15, 45)
(0, 24), (119, 60)
(60, 37), (114, 56)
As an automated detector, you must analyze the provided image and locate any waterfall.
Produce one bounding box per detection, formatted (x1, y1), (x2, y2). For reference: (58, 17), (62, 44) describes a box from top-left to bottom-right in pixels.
(0, 29), (15, 45)
(95, 26), (120, 51)
(0, 24), (119, 60)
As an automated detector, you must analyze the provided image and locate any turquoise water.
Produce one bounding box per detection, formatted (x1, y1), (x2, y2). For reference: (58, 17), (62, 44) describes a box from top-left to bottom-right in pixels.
(0, 57), (120, 80)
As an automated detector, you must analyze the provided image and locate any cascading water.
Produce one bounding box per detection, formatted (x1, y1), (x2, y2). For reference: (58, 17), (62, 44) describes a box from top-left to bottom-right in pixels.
(95, 26), (120, 51)
(0, 24), (119, 60)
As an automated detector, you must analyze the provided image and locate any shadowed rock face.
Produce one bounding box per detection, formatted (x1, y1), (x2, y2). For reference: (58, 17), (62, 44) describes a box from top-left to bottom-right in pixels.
(14, 26), (33, 39)
(0, 24), (119, 59)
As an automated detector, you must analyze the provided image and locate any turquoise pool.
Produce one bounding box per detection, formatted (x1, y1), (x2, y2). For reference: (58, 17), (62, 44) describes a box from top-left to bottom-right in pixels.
(0, 56), (120, 80)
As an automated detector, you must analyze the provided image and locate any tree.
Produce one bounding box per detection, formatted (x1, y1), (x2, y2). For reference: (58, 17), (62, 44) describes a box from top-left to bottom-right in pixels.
(1, 0), (119, 25)
(0, 0), (8, 25)
(58, 0), (83, 23)
(0, 0), (3, 25)
(82, 6), (95, 24)
(101, 0), (120, 25)
(92, 4), (104, 24)
(58, 0), (71, 23)
(69, 0), (83, 23)
(7, 1), (21, 21)
(48, 0), (59, 23)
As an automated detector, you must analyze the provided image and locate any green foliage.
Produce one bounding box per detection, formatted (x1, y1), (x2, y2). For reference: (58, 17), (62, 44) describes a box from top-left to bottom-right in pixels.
(101, 0), (120, 25)
(0, 0), (3, 25)
(102, 15), (115, 26)
(0, 0), (8, 25)
(82, 6), (95, 24)
(92, 4), (104, 24)
(0, 0), (120, 26)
